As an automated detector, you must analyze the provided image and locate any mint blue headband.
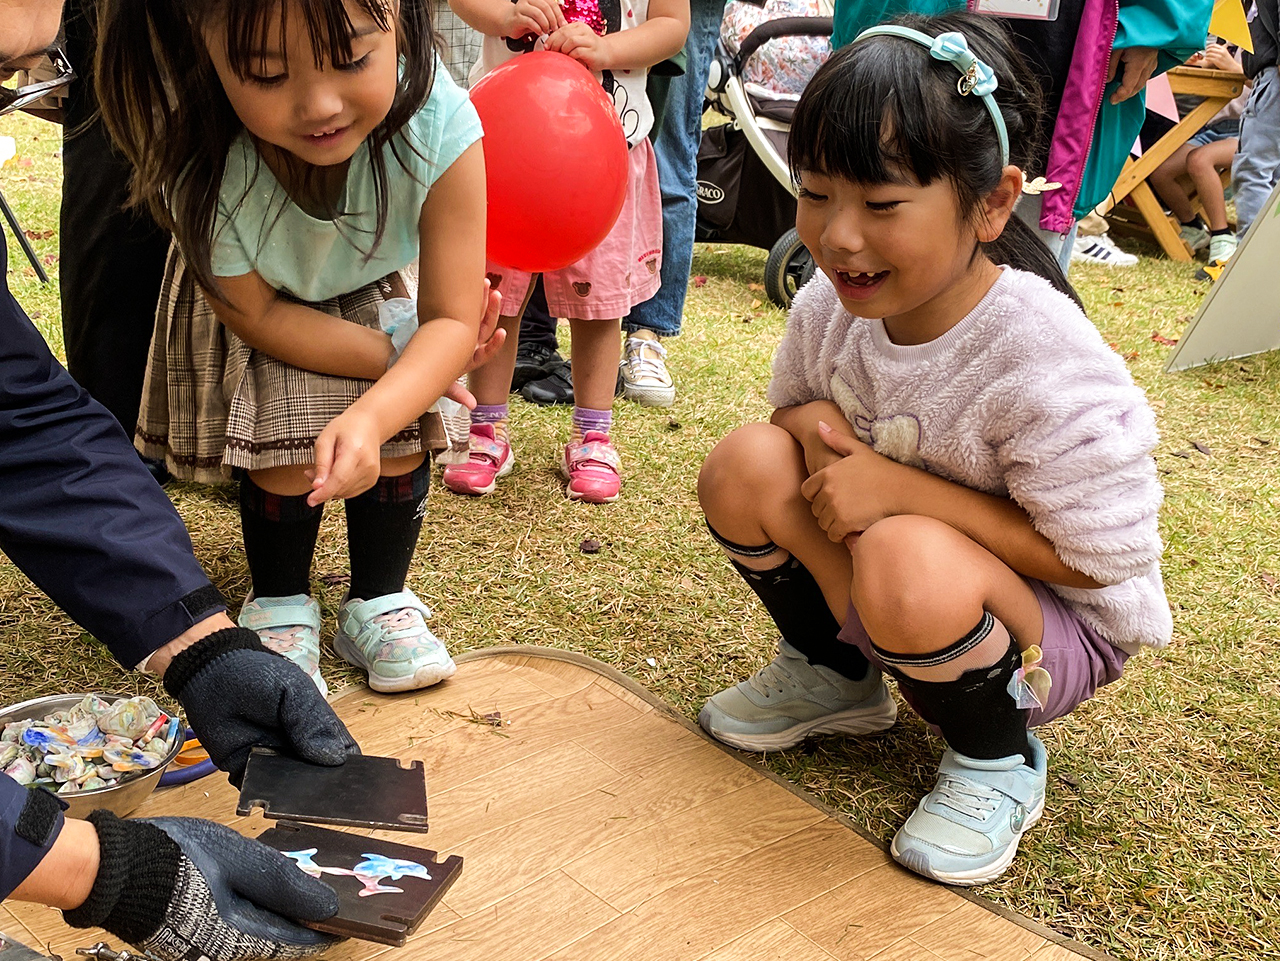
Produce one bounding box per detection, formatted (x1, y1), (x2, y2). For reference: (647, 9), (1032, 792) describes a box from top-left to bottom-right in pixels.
(854, 26), (1010, 168)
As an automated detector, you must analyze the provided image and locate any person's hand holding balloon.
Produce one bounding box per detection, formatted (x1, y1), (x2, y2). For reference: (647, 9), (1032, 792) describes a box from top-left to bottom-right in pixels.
(546, 22), (610, 71)
(503, 0), (566, 39)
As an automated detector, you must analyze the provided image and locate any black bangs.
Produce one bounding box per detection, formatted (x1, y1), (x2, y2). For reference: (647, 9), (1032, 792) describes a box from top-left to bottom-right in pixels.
(788, 31), (1004, 195)
(217, 0), (393, 76)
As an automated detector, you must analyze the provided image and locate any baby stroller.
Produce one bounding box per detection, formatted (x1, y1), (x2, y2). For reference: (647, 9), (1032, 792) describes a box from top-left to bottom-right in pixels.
(698, 0), (833, 308)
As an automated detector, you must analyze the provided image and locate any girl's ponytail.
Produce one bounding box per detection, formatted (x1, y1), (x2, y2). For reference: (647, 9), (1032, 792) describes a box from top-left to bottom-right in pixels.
(984, 209), (1083, 310)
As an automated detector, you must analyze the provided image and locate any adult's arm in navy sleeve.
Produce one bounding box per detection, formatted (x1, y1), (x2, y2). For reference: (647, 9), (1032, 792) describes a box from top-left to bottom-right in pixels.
(0, 774), (63, 900)
(0, 234), (226, 668)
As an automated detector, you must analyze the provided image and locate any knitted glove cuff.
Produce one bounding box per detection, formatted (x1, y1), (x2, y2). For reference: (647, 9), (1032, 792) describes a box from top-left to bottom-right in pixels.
(164, 627), (267, 700)
(63, 811), (183, 942)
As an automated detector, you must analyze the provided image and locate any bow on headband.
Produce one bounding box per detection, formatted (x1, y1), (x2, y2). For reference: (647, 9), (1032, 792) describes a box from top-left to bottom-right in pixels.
(929, 31), (998, 97)
(854, 25), (1010, 168)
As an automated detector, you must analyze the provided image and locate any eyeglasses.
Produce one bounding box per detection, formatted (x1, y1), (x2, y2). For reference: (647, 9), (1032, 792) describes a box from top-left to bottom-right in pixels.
(0, 46), (75, 117)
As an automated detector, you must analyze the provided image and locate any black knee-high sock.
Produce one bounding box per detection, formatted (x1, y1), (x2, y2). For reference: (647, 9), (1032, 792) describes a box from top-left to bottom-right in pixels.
(872, 614), (1032, 763)
(345, 460), (430, 600)
(239, 475), (324, 598)
(707, 523), (869, 681)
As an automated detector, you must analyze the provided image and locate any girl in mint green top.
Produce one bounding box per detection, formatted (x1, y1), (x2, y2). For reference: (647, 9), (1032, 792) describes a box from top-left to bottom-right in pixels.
(97, 0), (500, 697)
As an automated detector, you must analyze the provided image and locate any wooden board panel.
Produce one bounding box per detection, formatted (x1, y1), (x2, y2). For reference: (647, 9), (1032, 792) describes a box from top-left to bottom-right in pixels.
(3, 649), (1107, 961)
(784, 864), (963, 960)
(700, 919), (840, 961)
(563, 779), (827, 912)
(909, 899), (1047, 960)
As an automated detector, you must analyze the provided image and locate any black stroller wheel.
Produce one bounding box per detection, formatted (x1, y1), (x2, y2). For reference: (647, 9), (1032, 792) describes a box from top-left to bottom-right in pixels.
(764, 228), (815, 309)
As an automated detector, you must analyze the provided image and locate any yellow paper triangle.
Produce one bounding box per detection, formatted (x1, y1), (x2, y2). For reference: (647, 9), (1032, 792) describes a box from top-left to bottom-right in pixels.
(1211, 0), (1254, 54)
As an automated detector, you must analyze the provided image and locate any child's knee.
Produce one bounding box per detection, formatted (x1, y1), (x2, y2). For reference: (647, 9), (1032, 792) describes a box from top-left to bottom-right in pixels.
(697, 422), (800, 511)
(850, 516), (980, 633)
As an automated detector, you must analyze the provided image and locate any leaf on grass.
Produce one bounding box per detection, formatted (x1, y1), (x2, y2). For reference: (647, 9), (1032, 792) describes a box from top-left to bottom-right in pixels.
(1151, 331), (1178, 346)
(1150, 398), (1167, 409)
(579, 537), (601, 554)
(665, 419), (682, 431)
(750, 298), (762, 309)
(693, 275), (708, 287)
(1262, 573), (1277, 591)
(319, 572), (350, 586)
(40, 254), (56, 266)
(1171, 451), (1191, 459)
(1122, 351), (1139, 361)
(747, 283), (764, 292)
(23, 228), (53, 240)
(1254, 437), (1272, 446)
(1192, 441), (1212, 455)
(17, 158), (32, 168)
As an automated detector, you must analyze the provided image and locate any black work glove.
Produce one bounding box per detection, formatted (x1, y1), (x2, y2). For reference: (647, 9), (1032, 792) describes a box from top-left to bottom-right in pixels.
(65, 812), (340, 961)
(165, 627), (360, 785)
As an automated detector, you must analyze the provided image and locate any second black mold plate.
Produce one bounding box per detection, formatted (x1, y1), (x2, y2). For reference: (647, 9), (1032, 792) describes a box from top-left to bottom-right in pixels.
(237, 748), (429, 832)
(257, 820), (462, 946)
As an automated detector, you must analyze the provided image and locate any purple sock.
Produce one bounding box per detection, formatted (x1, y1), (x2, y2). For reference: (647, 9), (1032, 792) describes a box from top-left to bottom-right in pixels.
(572, 406), (612, 438)
(472, 404), (508, 426)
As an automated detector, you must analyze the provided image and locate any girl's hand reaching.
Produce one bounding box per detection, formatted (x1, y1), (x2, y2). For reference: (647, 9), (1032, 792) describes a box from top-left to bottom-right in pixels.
(546, 22), (611, 71)
(504, 0), (566, 38)
(306, 408), (384, 505)
(800, 422), (906, 546)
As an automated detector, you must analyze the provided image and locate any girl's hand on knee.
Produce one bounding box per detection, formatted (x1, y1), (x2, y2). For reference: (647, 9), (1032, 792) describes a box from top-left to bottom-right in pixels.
(800, 422), (903, 542)
(306, 410), (383, 505)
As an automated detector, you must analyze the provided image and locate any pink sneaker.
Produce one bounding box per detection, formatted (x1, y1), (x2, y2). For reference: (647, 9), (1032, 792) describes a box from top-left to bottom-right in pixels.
(561, 430), (622, 503)
(442, 423), (513, 495)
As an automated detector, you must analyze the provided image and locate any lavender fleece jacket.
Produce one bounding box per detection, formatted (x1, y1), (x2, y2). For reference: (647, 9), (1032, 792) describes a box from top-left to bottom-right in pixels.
(770, 268), (1171, 653)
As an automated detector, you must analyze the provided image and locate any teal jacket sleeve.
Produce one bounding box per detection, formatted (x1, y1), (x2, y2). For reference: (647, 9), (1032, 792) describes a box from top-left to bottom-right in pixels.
(1114, 0), (1215, 73)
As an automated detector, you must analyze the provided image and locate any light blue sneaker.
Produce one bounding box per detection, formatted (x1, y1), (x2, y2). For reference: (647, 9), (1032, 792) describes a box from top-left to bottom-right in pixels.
(334, 590), (456, 693)
(239, 594), (328, 699)
(698, 640), (897, 752)
(891, 733), (1047, 886)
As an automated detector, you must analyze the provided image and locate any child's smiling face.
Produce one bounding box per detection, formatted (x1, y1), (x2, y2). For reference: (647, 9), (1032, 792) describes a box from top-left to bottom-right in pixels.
(204, 0), (399, 167)
(795, 167), (1008, 345)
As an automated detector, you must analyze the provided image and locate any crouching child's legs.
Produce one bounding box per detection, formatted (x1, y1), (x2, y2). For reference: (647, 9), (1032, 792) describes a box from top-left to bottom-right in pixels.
(695, 423), (896, 751)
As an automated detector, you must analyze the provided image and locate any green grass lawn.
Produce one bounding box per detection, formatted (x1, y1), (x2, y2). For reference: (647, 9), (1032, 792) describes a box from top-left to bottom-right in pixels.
(2, 110), (1278, 960)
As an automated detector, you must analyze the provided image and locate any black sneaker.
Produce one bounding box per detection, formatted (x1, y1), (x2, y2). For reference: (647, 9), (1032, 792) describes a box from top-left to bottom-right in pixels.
(512, 342), (564, 391)
(520, 358), (573, 405)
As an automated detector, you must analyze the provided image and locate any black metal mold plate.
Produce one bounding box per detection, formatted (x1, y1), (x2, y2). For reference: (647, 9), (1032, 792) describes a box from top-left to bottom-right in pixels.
(237, 748), (429, 832)
(257, 821), (462, 946)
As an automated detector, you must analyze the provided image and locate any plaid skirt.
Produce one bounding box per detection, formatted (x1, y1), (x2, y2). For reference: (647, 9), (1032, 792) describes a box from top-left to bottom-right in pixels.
(135, 243), (446, 484)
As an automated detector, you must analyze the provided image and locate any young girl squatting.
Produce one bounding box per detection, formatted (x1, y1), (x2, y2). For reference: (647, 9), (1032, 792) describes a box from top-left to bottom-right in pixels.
(697, 14), (1170, 885)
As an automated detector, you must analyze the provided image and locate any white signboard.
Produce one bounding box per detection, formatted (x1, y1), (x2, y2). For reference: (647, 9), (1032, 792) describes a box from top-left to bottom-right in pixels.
(1165, 182), (1280, 372)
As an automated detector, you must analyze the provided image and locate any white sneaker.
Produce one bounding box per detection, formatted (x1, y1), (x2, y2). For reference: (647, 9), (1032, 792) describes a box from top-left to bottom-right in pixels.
(1070, 233), (1138, 267)
(619, 329), (676, 407)
(1207, 232), (1238, 265)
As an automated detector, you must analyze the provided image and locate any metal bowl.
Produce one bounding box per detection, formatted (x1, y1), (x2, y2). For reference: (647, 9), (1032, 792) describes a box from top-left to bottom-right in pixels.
(0, 693), (183, 819)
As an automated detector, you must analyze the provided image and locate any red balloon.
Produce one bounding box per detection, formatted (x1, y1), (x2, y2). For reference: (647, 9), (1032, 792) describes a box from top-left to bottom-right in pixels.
(470, 51), (629, 273)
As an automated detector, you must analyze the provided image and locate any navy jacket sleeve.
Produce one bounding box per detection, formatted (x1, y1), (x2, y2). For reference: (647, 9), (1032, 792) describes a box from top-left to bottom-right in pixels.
(0, 775), (63, 900)
(0, 233), (226, 667)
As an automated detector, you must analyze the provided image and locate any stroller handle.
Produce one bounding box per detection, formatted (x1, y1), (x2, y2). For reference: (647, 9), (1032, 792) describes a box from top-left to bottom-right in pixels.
(734, 16), (834, 75)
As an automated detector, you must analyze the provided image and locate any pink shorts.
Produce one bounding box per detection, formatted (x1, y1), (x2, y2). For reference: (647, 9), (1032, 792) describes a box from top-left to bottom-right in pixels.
(485, 139), (662, 321)
(839, 580), (1130, 727)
